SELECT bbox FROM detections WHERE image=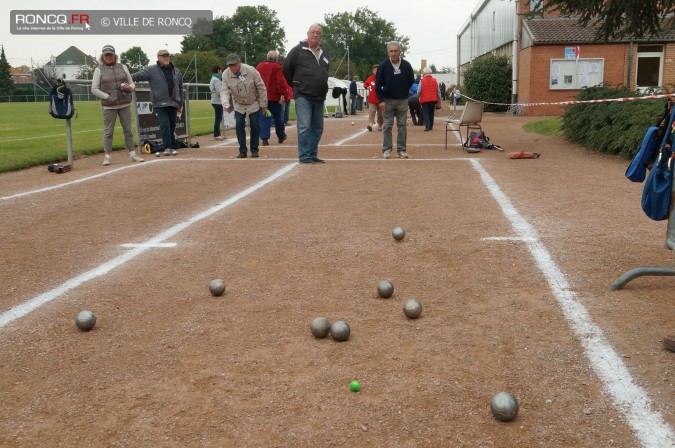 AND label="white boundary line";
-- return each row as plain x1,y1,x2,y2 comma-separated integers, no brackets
0,162,151,202
470,158,674,448
0,163,296,329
